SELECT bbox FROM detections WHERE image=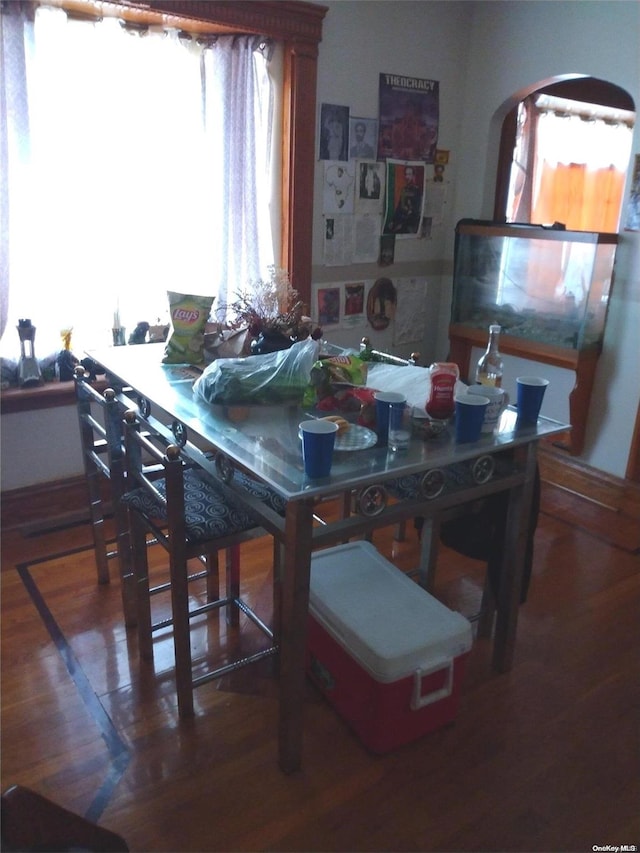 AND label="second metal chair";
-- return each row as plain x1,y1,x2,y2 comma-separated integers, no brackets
121,409,284,718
